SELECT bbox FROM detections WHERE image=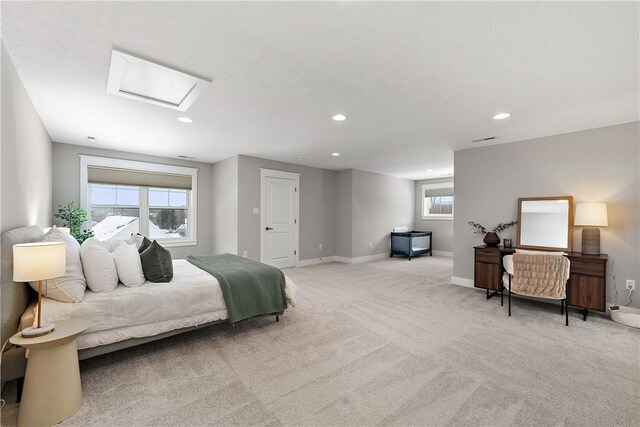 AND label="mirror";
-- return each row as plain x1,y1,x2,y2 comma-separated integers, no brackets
517,196,573,252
